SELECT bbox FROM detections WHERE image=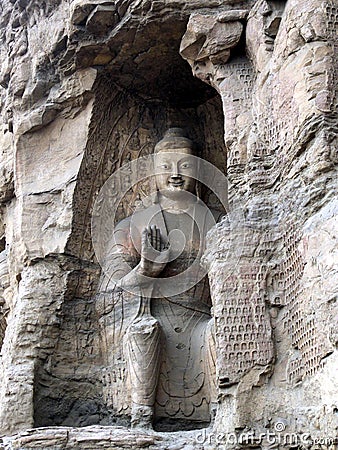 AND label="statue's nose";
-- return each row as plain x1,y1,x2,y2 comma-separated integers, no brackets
170,162,182,178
